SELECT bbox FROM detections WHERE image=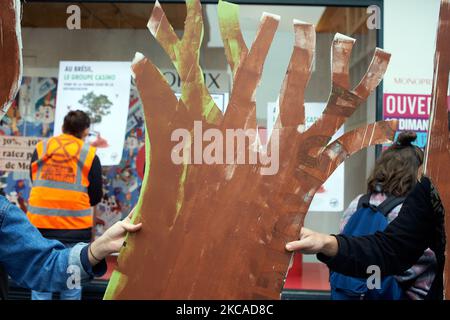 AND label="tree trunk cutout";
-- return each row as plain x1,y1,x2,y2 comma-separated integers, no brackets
424,0,450,299
0,0,22,120
104,0,396,299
